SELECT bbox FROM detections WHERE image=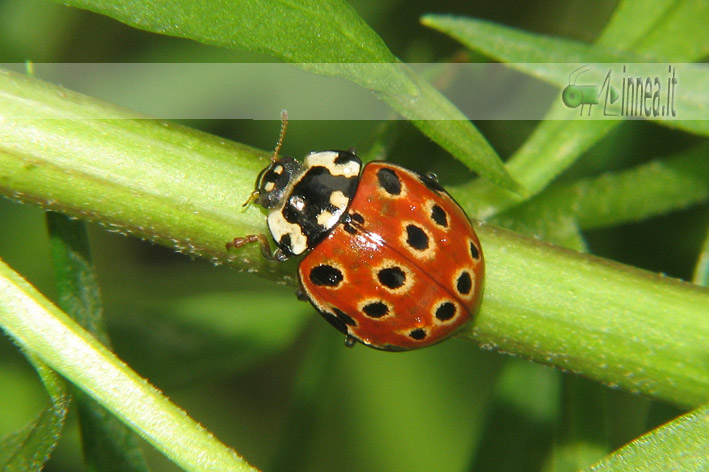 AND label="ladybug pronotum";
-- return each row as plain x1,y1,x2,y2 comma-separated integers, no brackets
229,116,484,351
